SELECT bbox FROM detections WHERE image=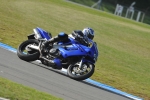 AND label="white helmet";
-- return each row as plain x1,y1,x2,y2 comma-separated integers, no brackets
82,27,94,40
